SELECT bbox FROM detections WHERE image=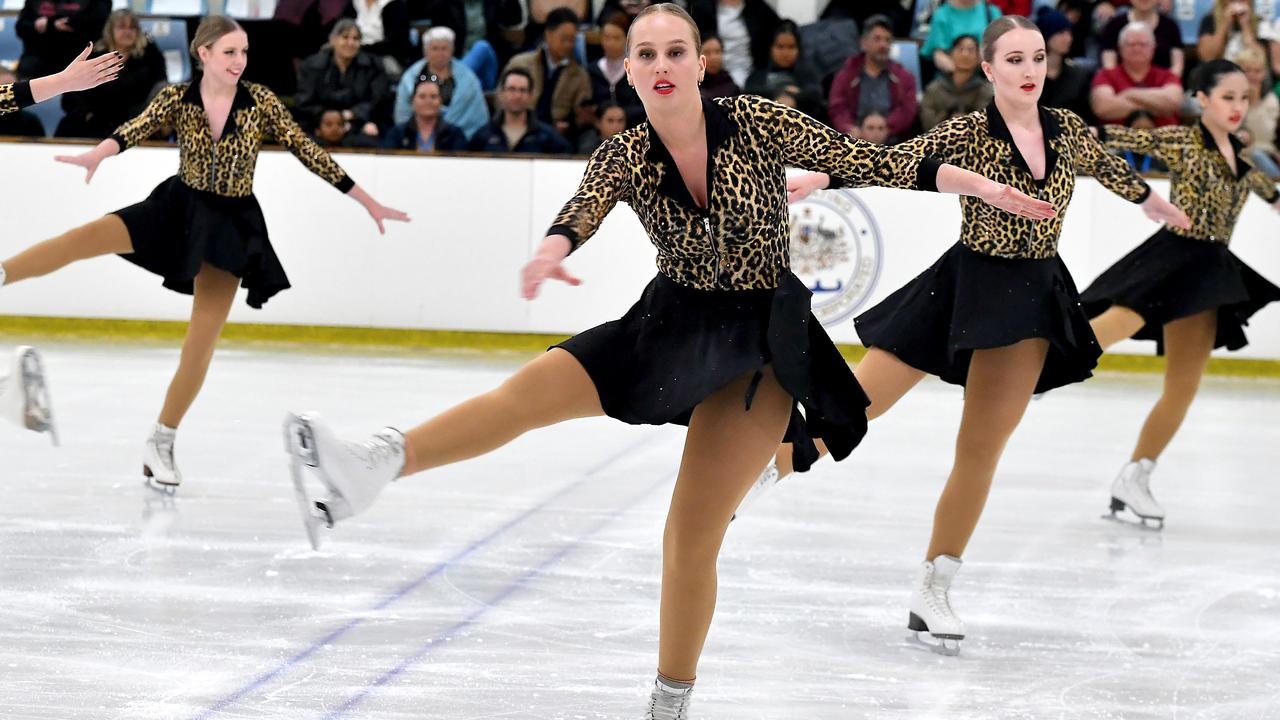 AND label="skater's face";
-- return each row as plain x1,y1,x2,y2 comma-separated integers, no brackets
982,28,1046,107
198,30,249,86
625,12,706,112
1197,71,1249,132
